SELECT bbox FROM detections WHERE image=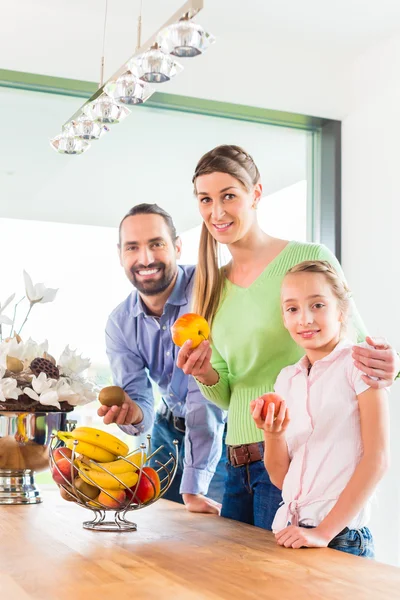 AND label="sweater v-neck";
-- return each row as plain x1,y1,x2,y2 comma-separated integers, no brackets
225,240,294,290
